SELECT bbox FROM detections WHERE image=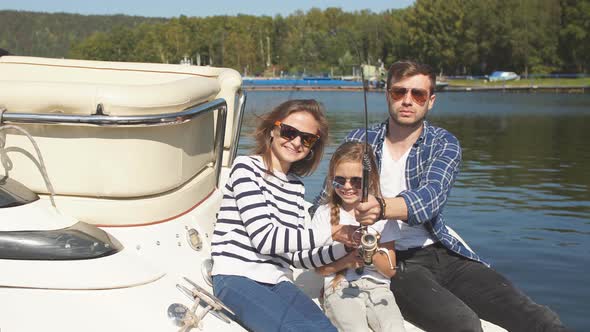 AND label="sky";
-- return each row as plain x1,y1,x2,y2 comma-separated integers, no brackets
0,0,414,18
